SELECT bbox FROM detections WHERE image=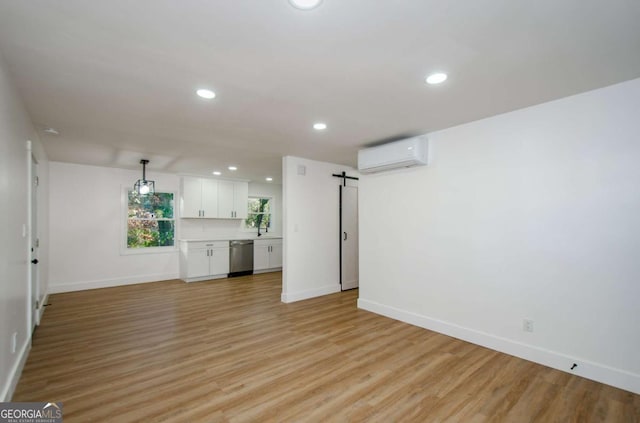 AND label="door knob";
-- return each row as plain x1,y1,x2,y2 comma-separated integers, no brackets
31,259,39,264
